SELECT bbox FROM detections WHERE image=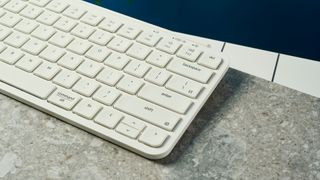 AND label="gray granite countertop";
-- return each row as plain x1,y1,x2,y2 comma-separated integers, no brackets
0,69,319,180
